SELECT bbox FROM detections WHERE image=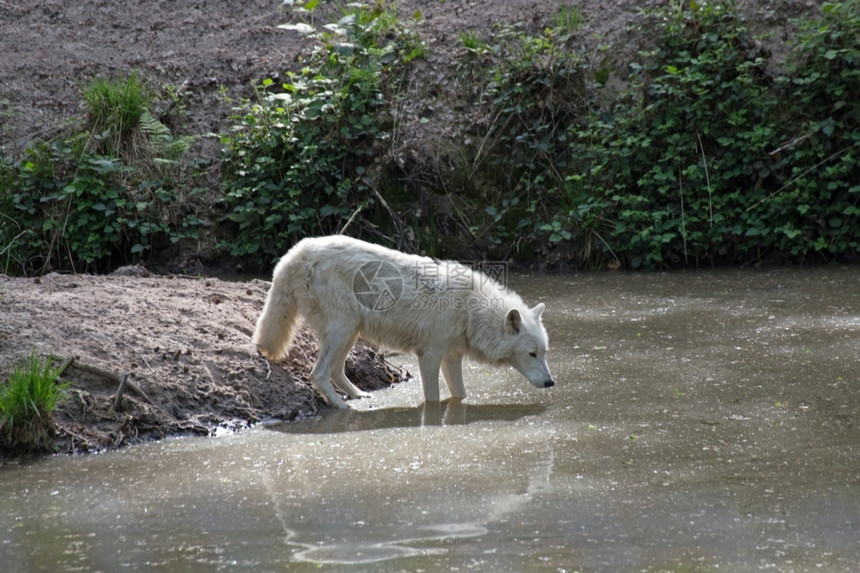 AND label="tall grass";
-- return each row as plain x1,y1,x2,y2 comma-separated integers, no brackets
0,352,68,453
82,71,151,154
